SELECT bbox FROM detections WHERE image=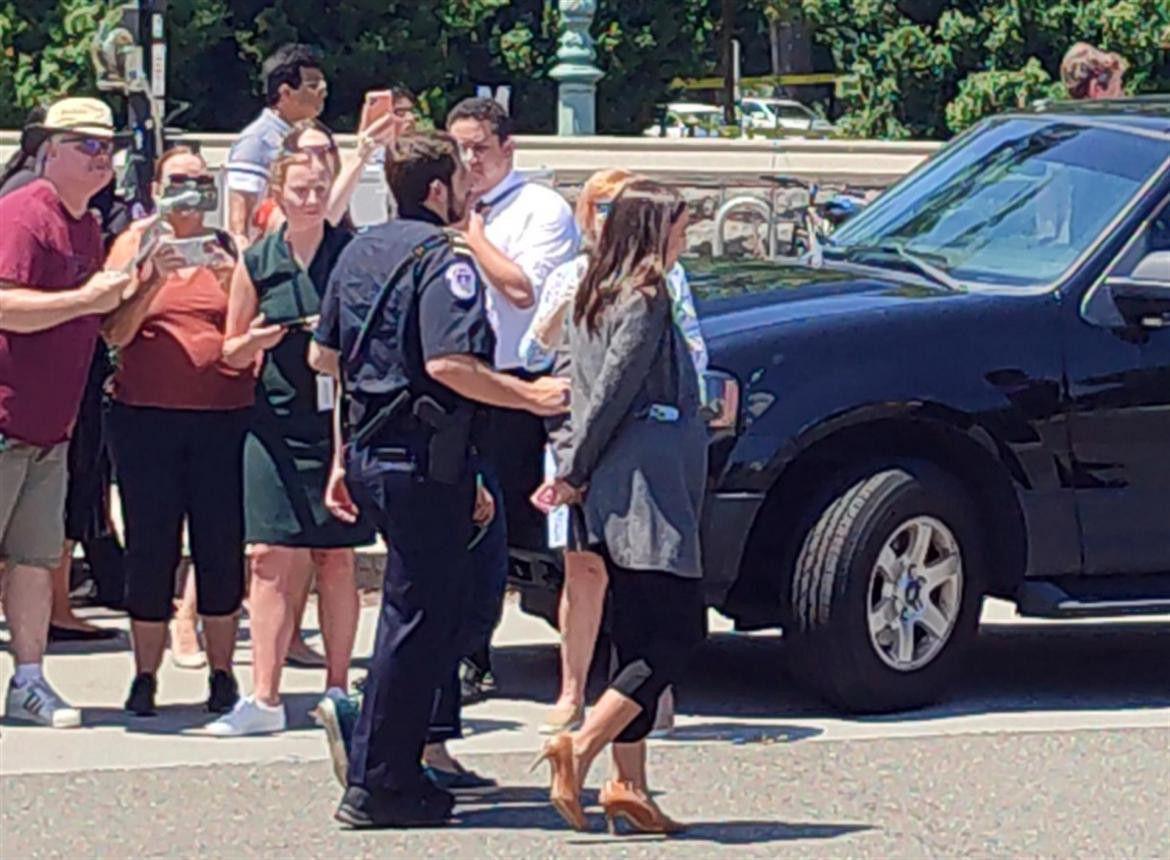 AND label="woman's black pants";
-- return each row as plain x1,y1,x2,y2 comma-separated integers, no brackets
109,404,246,622
604,554,705,744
